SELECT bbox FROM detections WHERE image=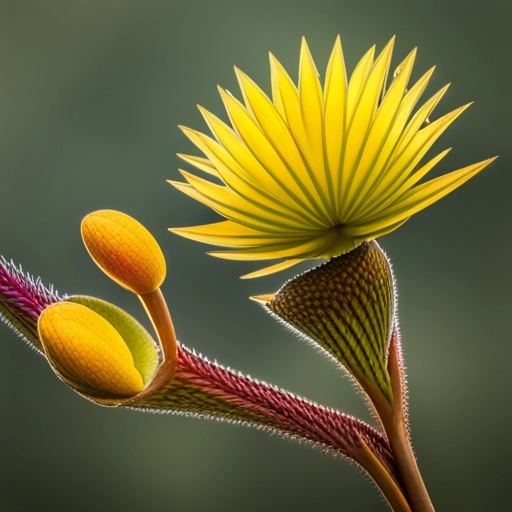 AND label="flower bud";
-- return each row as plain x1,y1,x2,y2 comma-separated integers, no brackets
81,210,166,295
263,241,395,403
38,302,144,397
